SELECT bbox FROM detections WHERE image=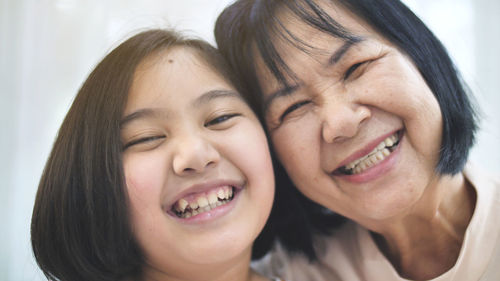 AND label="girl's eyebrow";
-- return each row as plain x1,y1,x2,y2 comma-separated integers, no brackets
191,89,242,108
120,108,164,128
120,89,242,128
